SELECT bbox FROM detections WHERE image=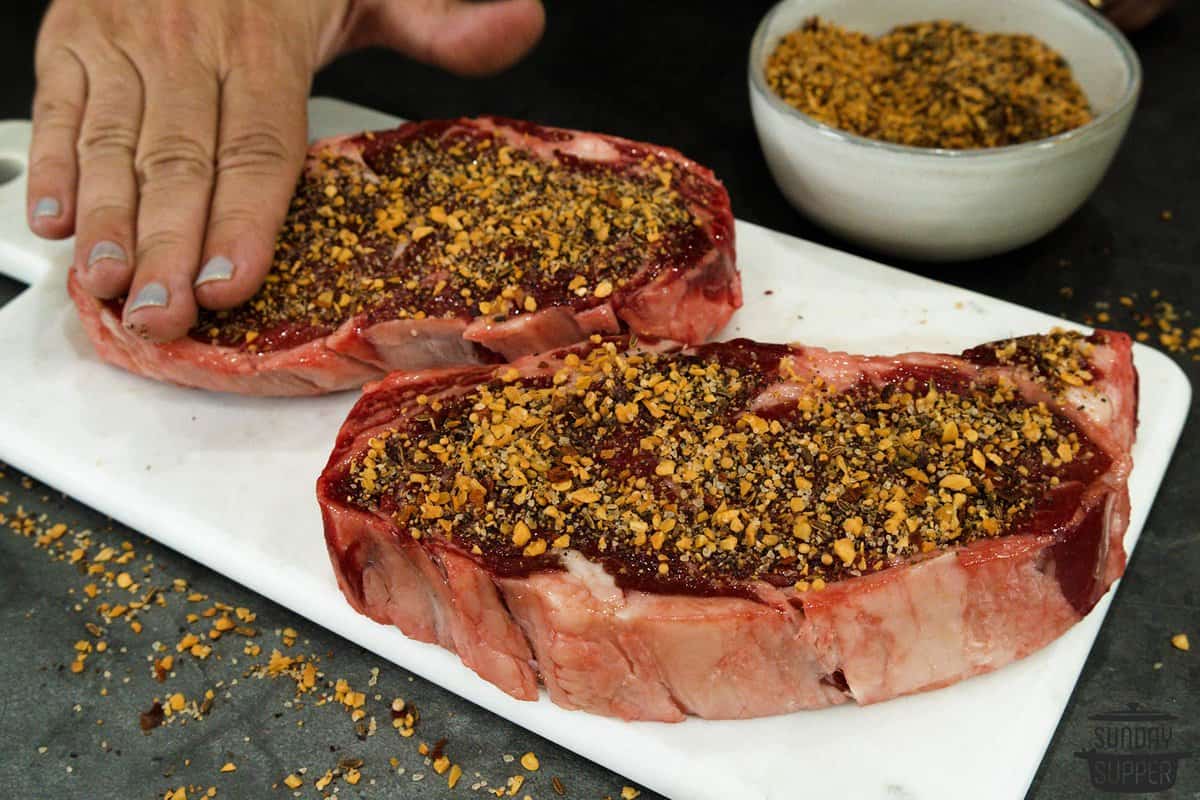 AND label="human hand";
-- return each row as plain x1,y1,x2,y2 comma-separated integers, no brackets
28,0,545,341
